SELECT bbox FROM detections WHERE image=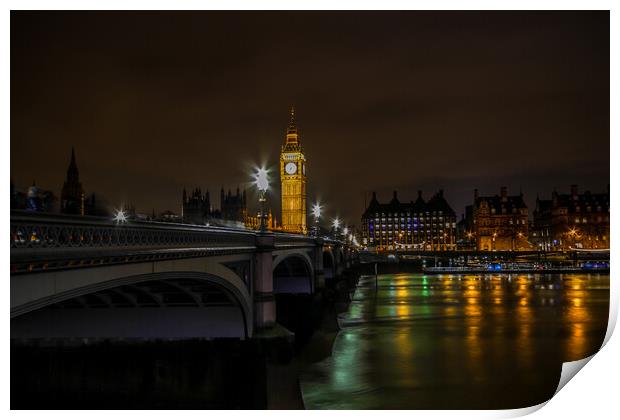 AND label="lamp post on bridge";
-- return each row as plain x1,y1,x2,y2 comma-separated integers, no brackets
113,208,128,224
332,217,340,240
253,167,269,232
312,202,322,237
